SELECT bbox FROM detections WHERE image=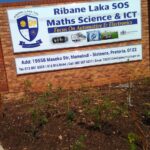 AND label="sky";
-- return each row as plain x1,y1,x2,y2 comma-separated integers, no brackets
0,0,31,3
